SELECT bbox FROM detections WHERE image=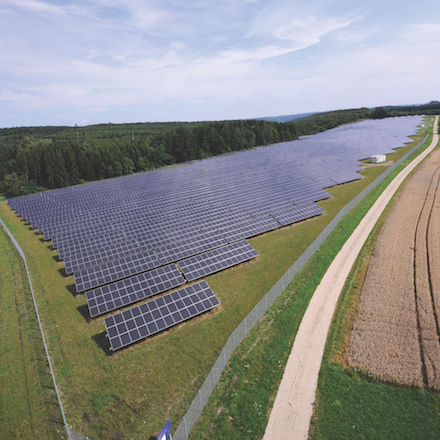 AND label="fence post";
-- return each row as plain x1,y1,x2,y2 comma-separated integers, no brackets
183,416,188,440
